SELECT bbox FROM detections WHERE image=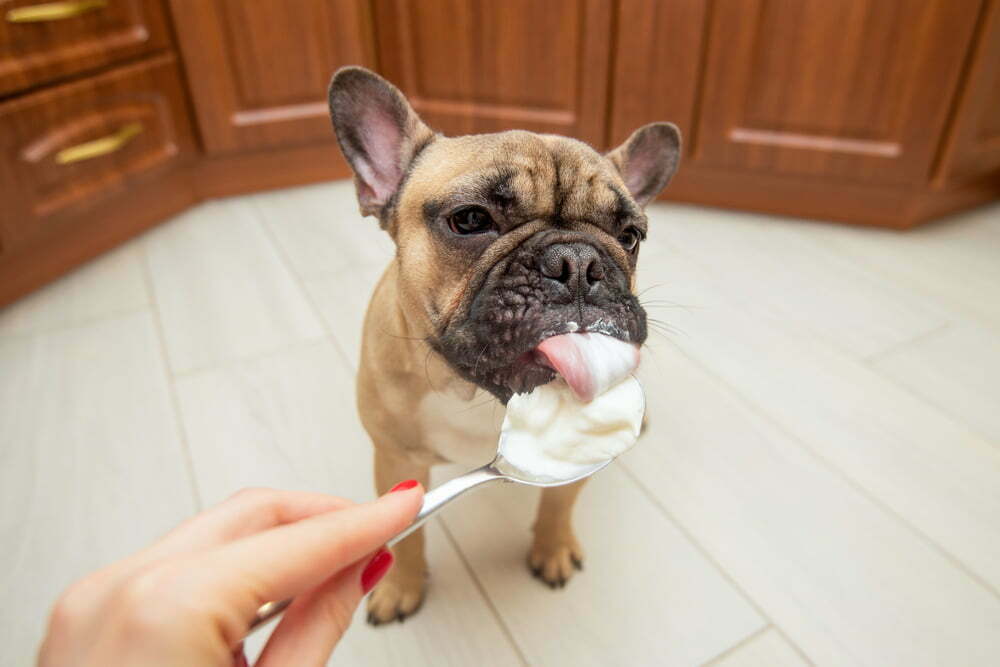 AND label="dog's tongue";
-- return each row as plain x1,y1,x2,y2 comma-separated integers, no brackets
535,333,639,403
